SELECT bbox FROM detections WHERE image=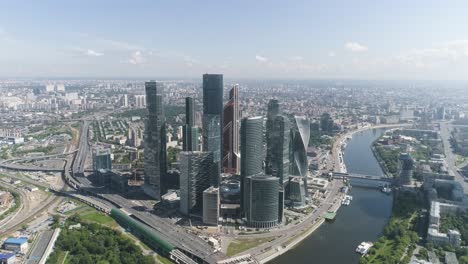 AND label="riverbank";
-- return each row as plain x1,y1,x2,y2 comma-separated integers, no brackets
333,124,410,174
